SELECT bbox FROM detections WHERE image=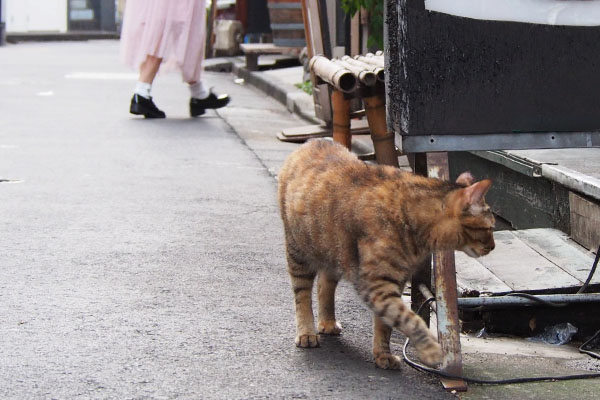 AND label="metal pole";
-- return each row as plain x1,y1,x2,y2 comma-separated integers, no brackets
411,154,433,328
428,152,467,392
458,293,600,309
